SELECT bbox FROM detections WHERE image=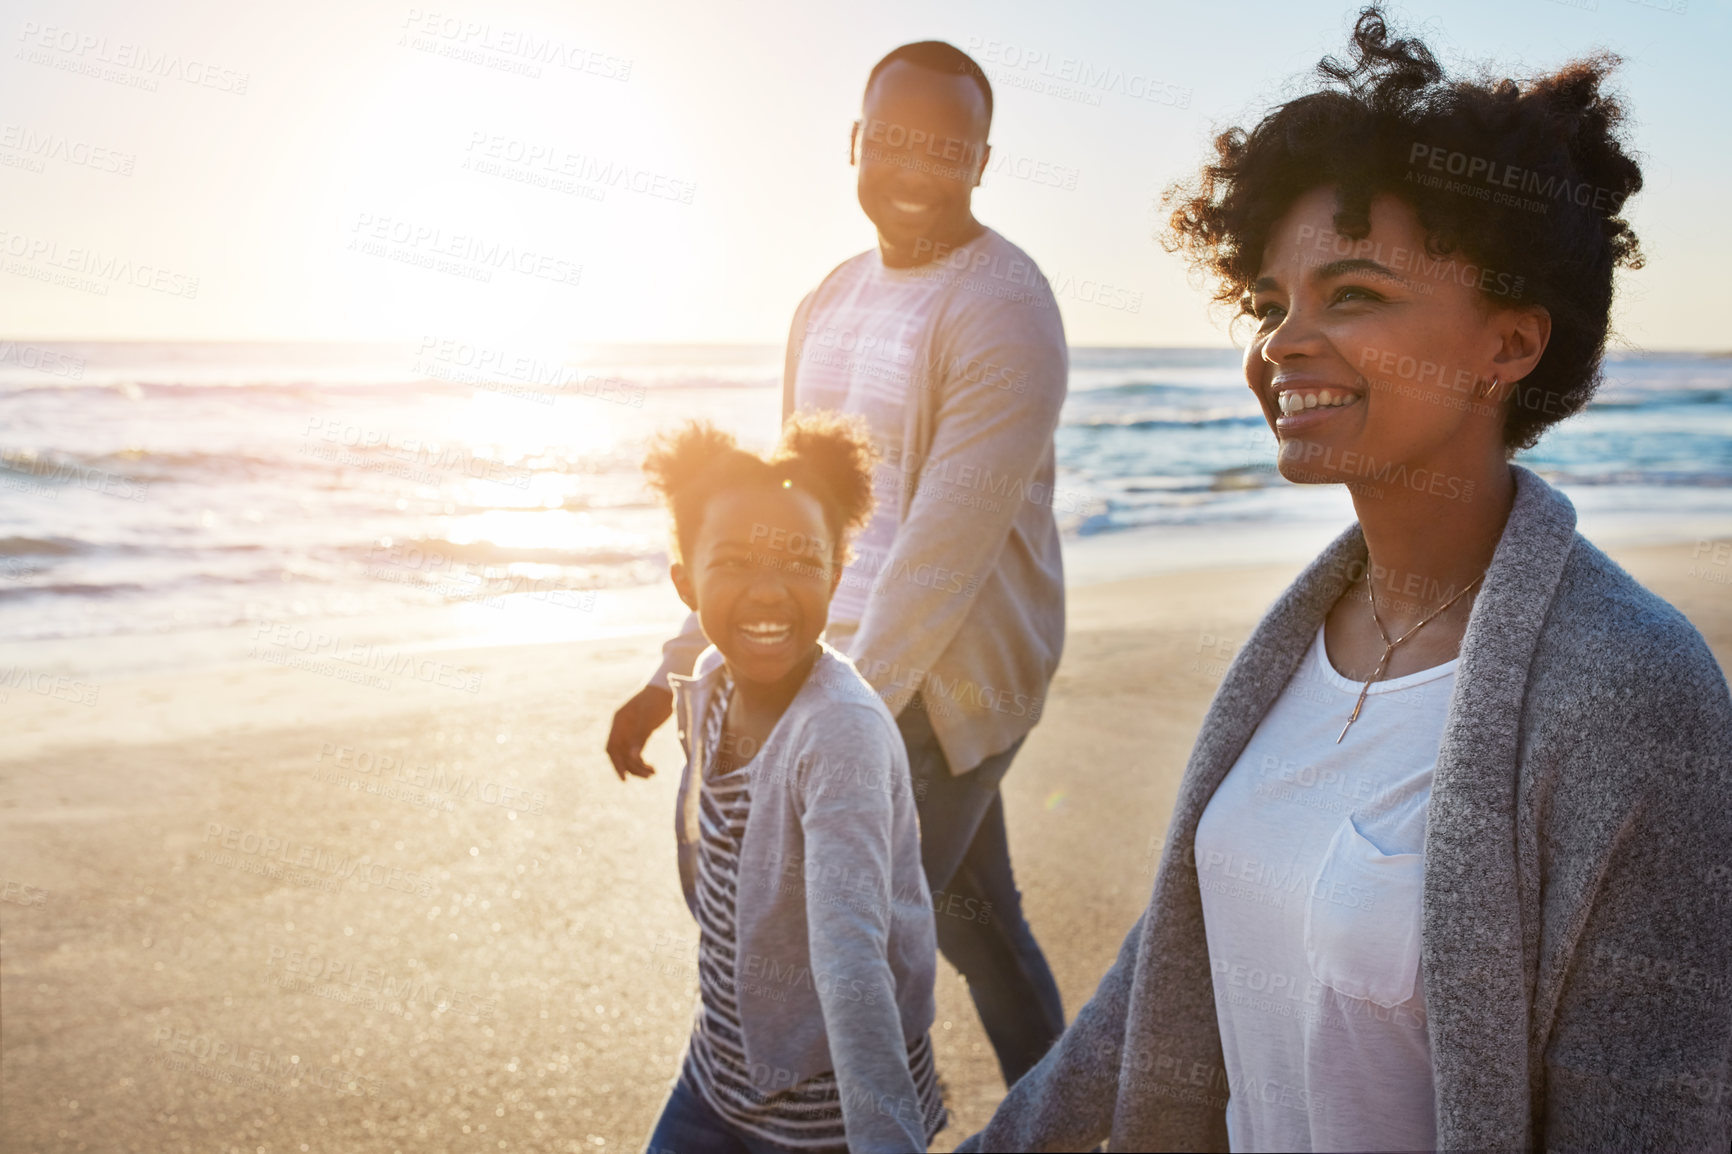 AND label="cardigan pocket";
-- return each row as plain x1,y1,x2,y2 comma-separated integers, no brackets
1304,813,1424,1008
